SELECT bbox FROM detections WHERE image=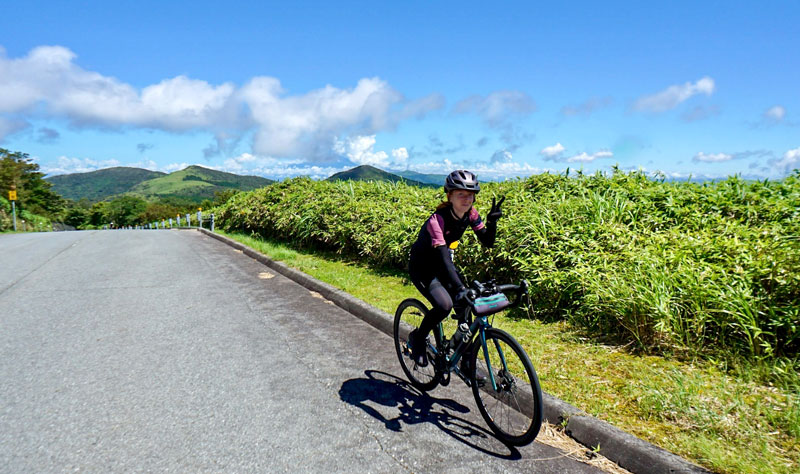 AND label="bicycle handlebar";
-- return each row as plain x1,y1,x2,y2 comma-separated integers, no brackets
467,279,529,307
